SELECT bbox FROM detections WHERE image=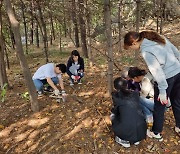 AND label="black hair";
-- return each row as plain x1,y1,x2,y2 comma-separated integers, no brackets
71,50,80,62
128,67,146,78
114,77,130,96
56,64,66,73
